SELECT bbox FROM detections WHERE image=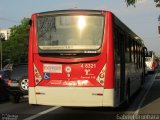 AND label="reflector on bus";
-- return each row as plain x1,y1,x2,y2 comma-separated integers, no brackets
96,64,106,86
34,64,42,85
